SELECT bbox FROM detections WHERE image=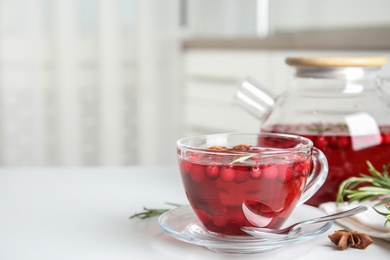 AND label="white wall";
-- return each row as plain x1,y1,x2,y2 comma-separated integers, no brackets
270,0,390,32
184,0,390,37
0,0,183,167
